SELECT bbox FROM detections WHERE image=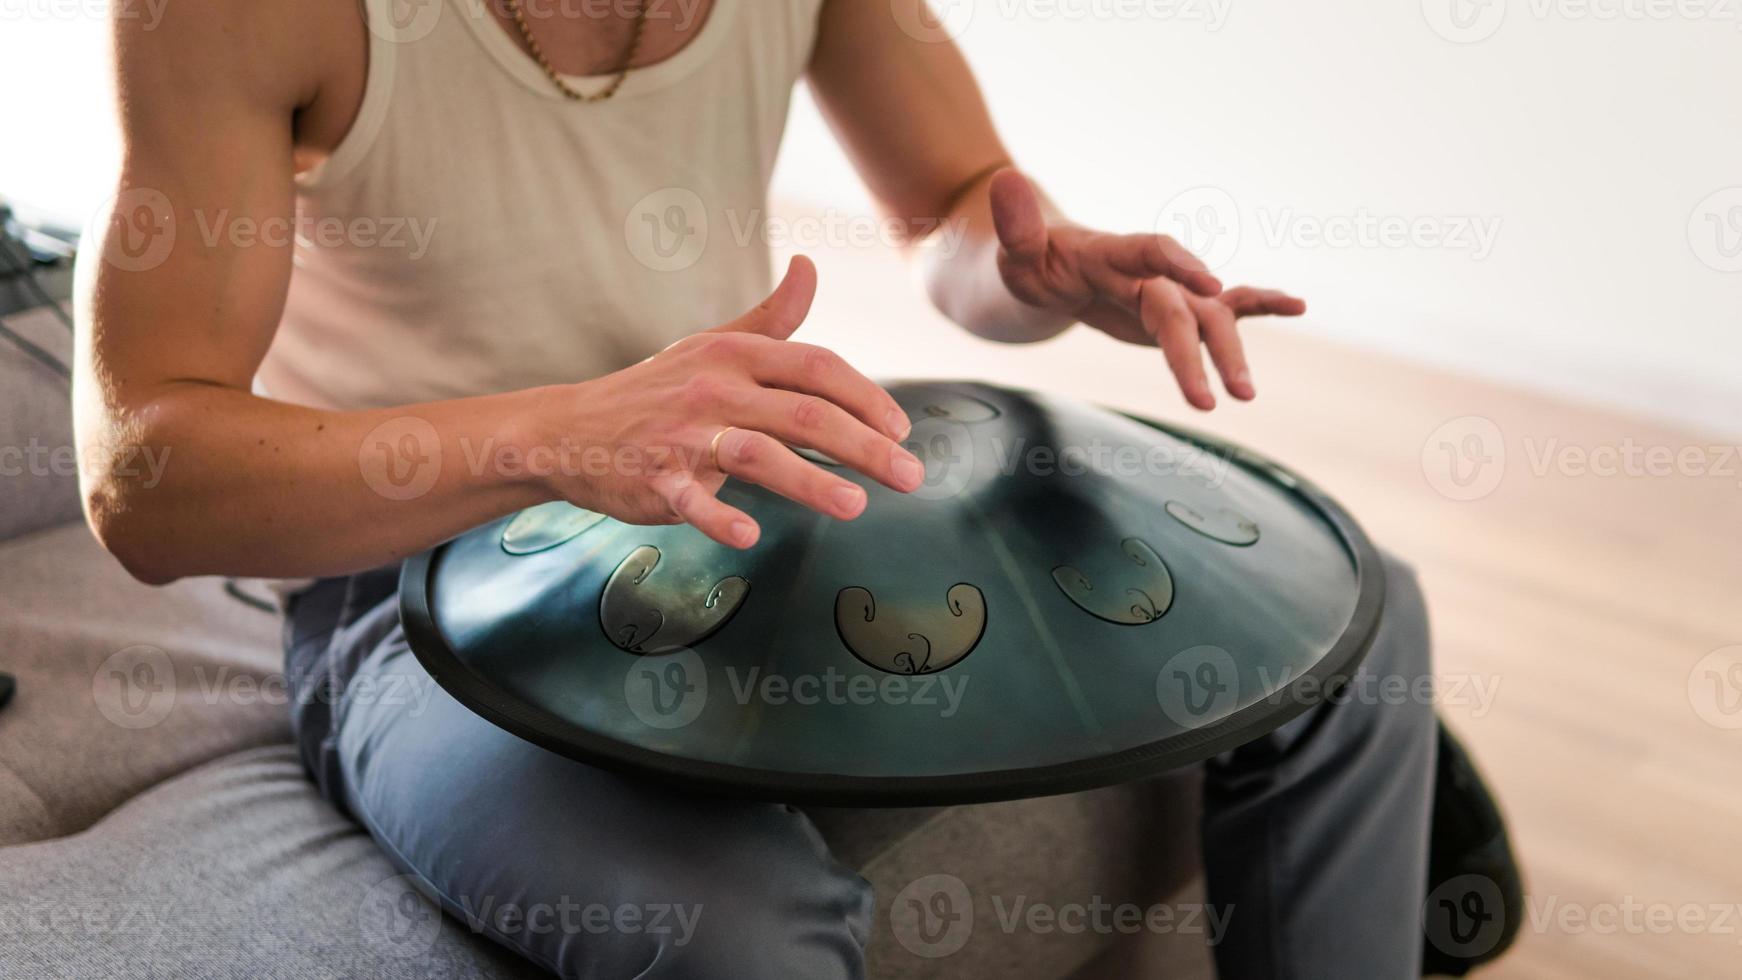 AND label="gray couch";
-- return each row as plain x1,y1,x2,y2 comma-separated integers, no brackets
0,303,1213,979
